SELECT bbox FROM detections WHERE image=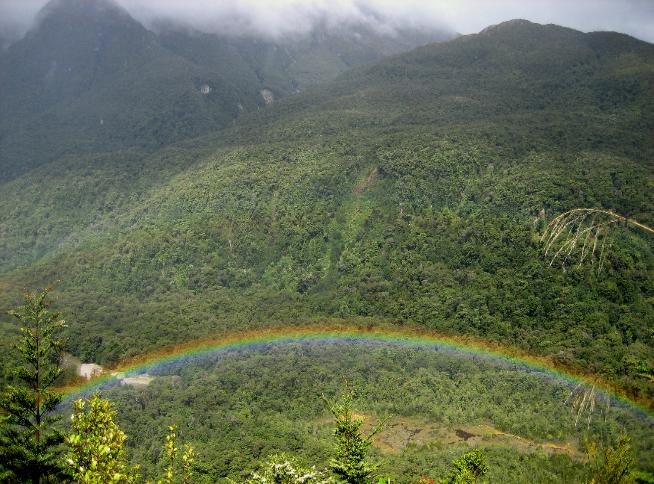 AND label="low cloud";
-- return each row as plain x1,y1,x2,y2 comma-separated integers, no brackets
1,0,653,43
